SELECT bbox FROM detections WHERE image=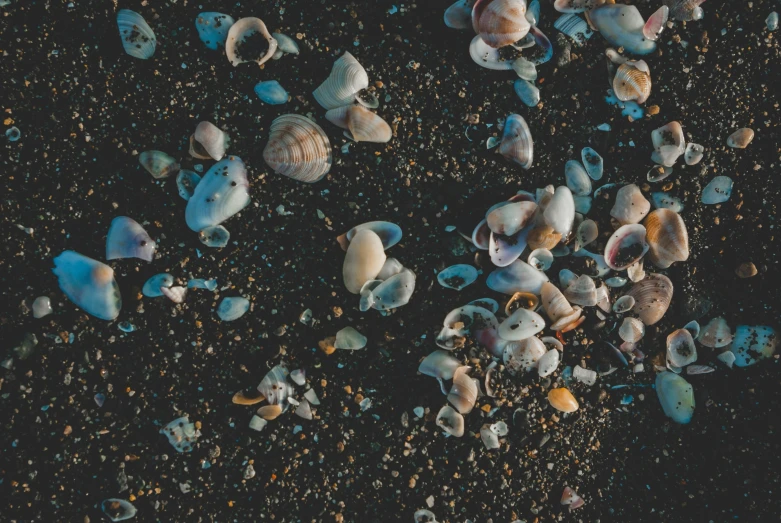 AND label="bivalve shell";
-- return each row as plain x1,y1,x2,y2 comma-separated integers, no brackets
117,10,156,60
325,105,392,143
185,156,250,232
313,52,369,110
642,6,669,41
644,209,689,268
486,201,537,236
343,229,386,294
514,79,540,107
604,223,649,271
667,328,697,368
503,336,546,373
345,221,403,250
254,80,289,105
543,186,576,237
655,371,694,424
194,121,230,161
139,150,179,180
580,147,603,180
444,0,474,29
498,308,546,340
437,264,478,290
472,0,531,48
541,282,581,330
564,160,592,196
106,216,156,262
563,274,597,307
447,366,478,414
625,273,673,325
419,350,463,380
487,259,549,295
263,114,332,183
612,61,651,104
195,12,235,50
619,317,645,342
730,325,777,367
586,4,656,55
650,121,685,167
52,251,121,321
611,184,650,225
697,317,733,348
498,114,534,169
225,17,278,67
548,387,579,413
